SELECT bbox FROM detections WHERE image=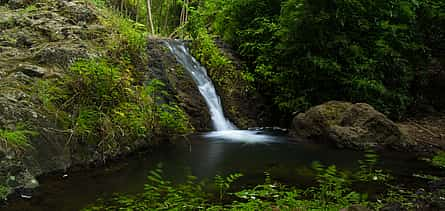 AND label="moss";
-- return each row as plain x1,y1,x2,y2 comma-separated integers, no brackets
317,102,351,126
431,151,445,168
0,184,9,200
0,124,37,153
